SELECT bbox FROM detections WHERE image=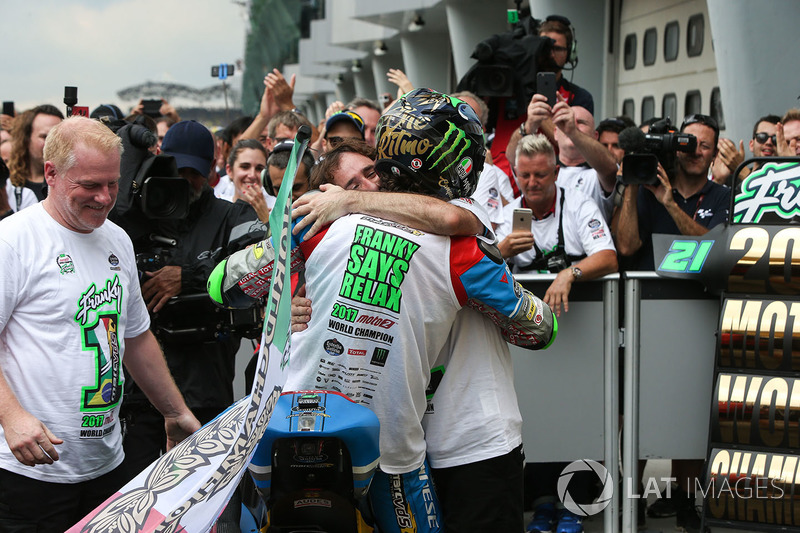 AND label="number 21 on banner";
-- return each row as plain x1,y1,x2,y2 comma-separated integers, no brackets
659,240,714,273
